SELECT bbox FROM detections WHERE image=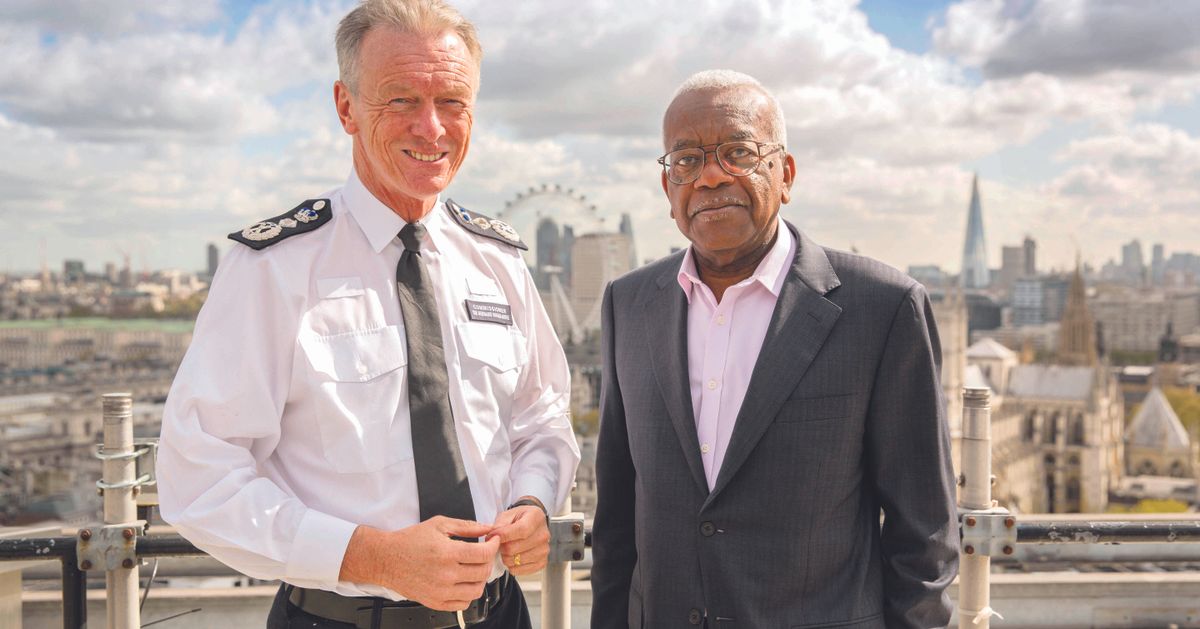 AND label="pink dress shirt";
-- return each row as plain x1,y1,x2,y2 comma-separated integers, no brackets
677,221,796,489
